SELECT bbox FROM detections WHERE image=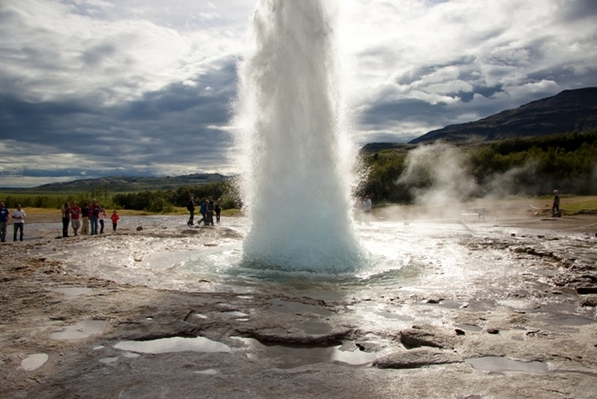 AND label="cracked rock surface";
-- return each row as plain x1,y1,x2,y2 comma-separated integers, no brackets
1,211,597,399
